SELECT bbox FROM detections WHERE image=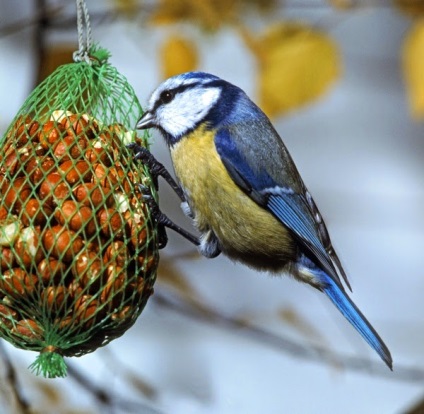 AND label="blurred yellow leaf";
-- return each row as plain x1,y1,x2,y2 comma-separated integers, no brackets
394,0,424,16
150,0,277,30
247,22,340,117
237,23,265,60
38,44,76,83
112,0,139,17
161,35,199,79
403,20,424,119
151,0,277,30
151,0,237,30
327,0,357,9
244,0,277,12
